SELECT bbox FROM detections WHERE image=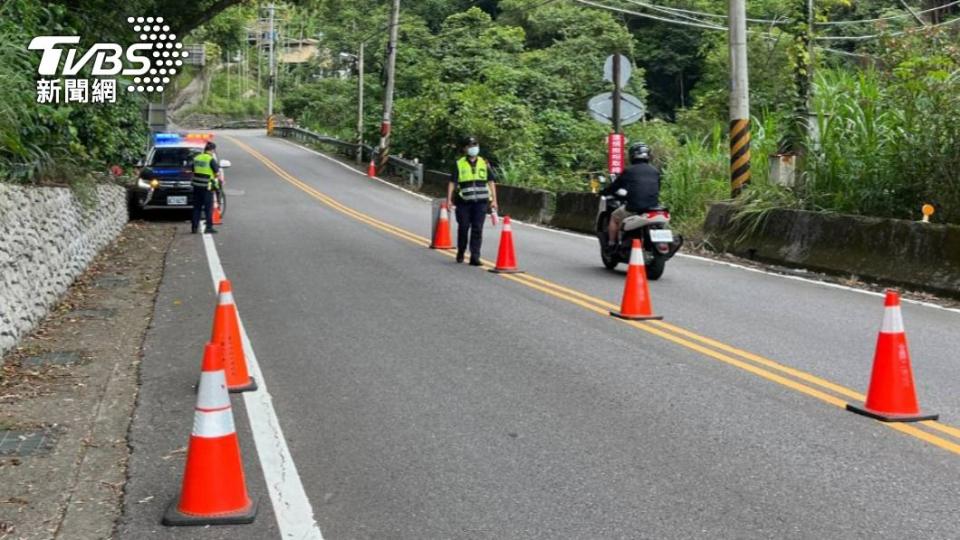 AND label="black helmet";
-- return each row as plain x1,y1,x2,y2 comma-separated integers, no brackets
205,141,217,151
462,135,479,148
628,142,651,163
